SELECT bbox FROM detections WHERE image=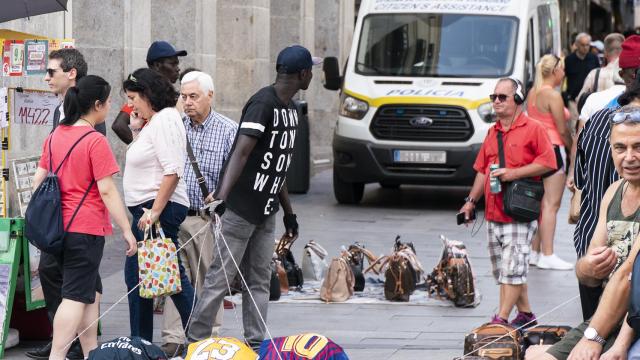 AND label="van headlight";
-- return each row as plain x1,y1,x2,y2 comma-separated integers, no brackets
477,102,496,123
339,93,369,120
